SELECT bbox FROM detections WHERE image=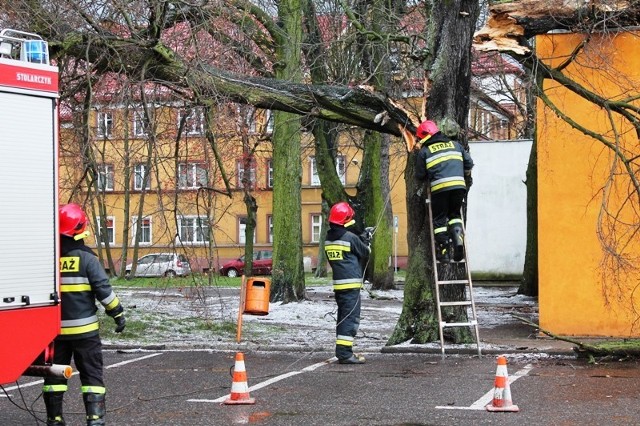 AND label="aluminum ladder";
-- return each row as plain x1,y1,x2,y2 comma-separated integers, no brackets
426,193,482,358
